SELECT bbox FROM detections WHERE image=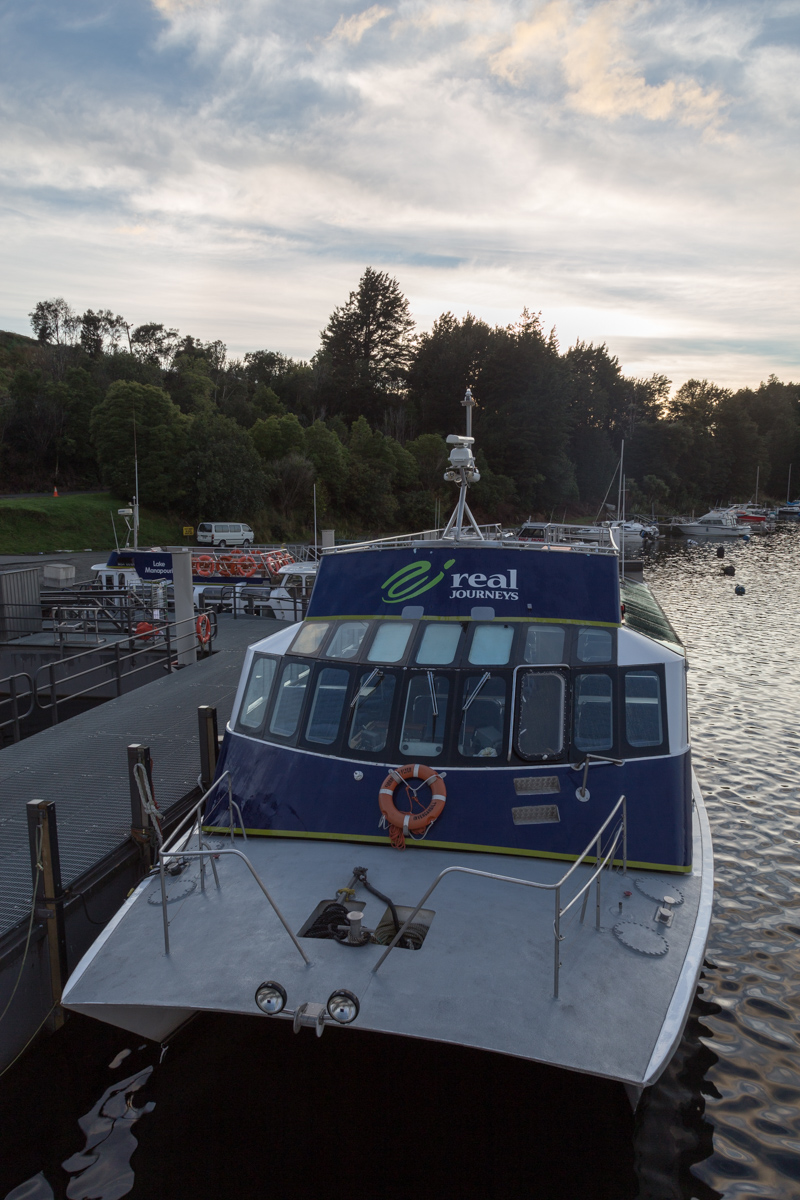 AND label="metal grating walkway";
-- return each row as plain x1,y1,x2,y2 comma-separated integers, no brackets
0,615,265,938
